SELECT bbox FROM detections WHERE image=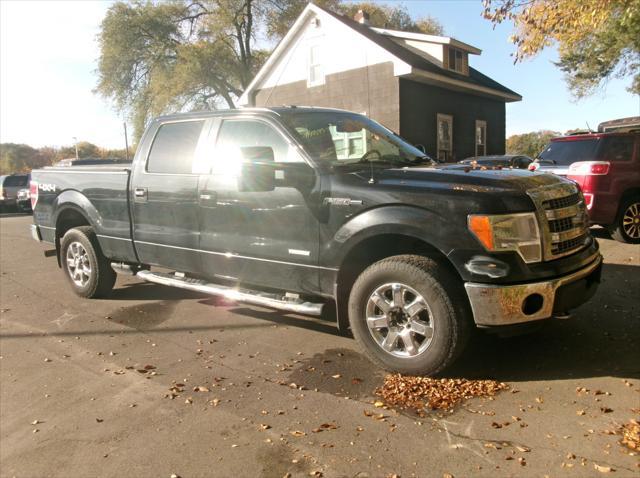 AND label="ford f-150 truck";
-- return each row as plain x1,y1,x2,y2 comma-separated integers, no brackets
30,107,602,375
